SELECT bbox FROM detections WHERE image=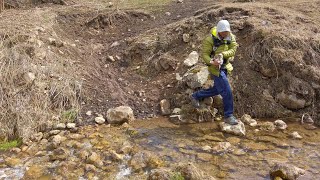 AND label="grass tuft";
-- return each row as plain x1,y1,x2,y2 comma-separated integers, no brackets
0,139,22,150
